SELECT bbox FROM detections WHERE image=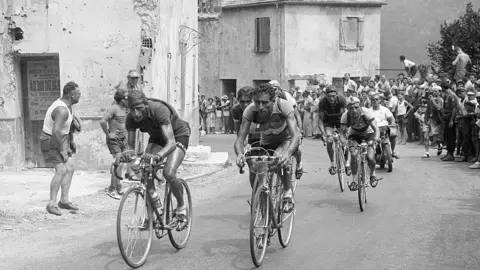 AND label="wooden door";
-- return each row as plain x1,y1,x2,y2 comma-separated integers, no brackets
21,56,61,168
